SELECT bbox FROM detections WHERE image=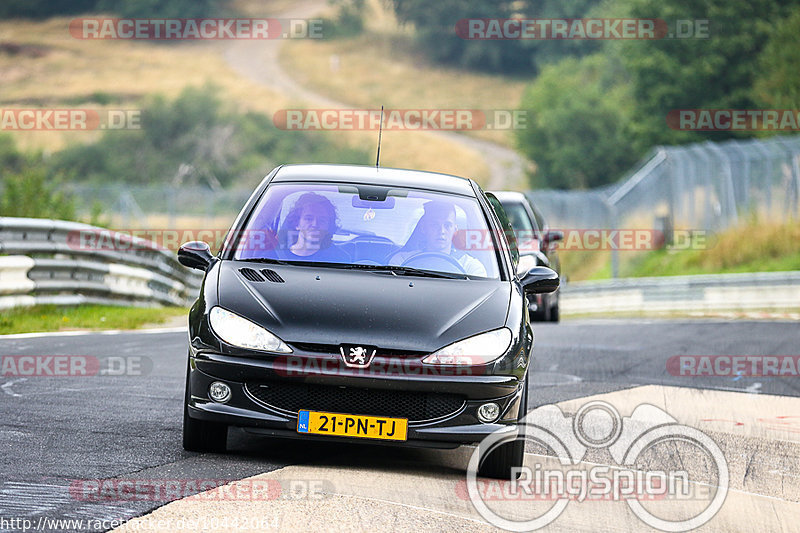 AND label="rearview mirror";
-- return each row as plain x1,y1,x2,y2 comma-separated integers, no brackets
178,241,213,271
520,266,559,294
